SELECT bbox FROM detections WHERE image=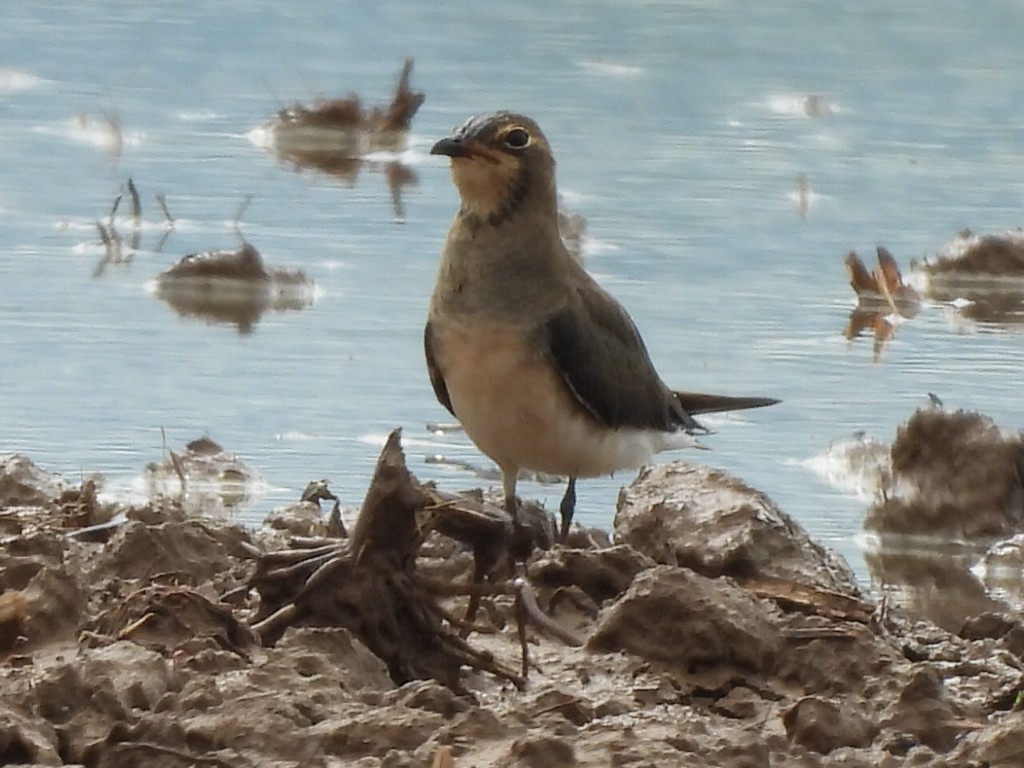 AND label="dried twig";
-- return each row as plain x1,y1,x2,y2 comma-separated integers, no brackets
127,178,141,223
156,192,175,226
